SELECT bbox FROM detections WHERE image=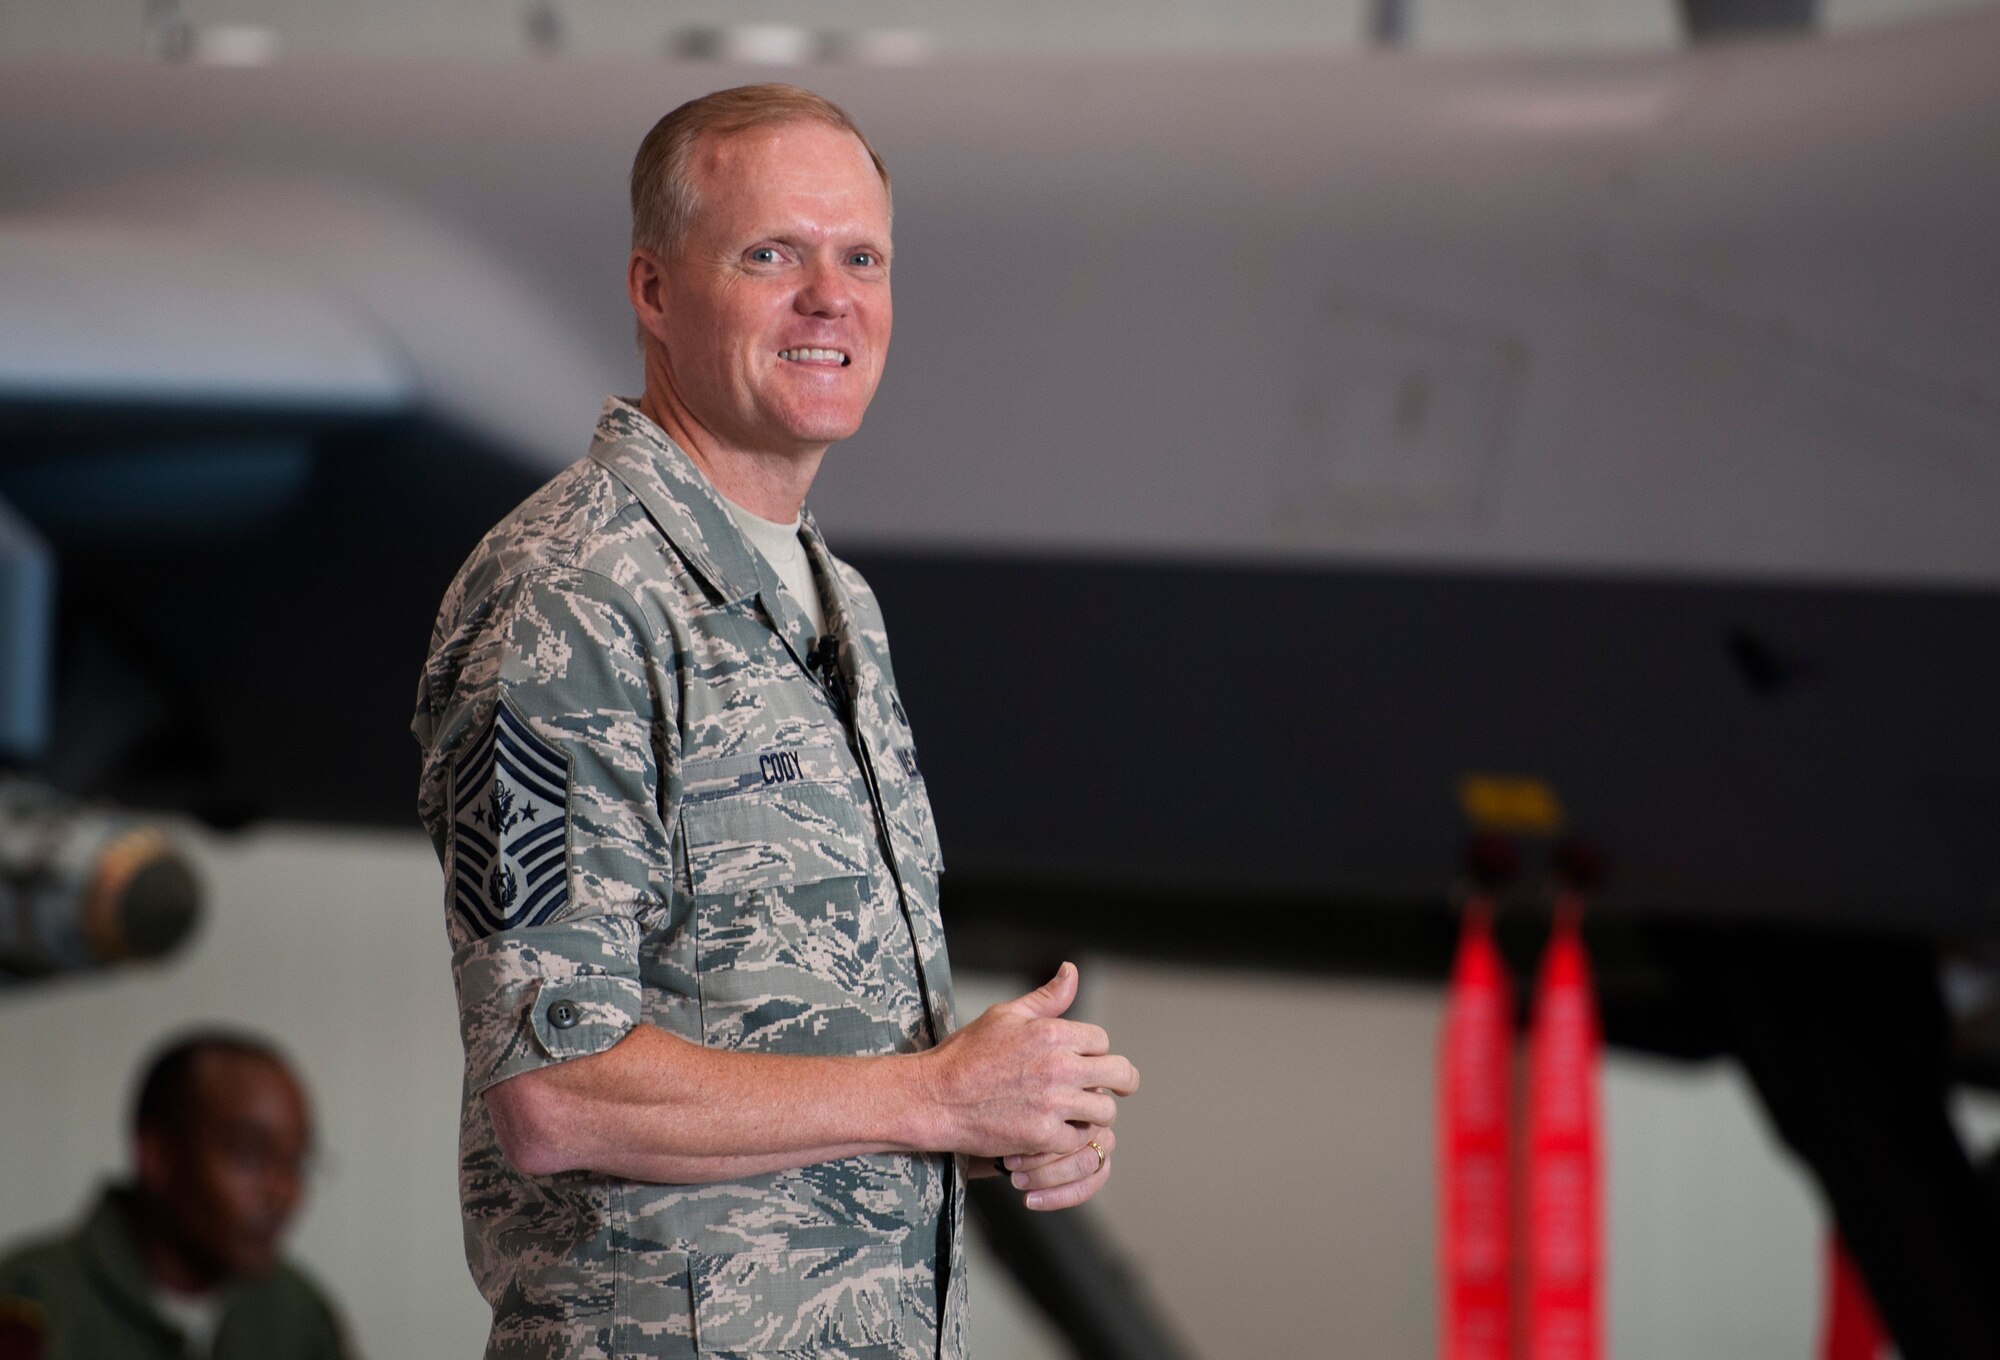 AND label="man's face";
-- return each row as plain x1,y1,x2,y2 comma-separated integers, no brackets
650,120,893,458
142,1052,312,1280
